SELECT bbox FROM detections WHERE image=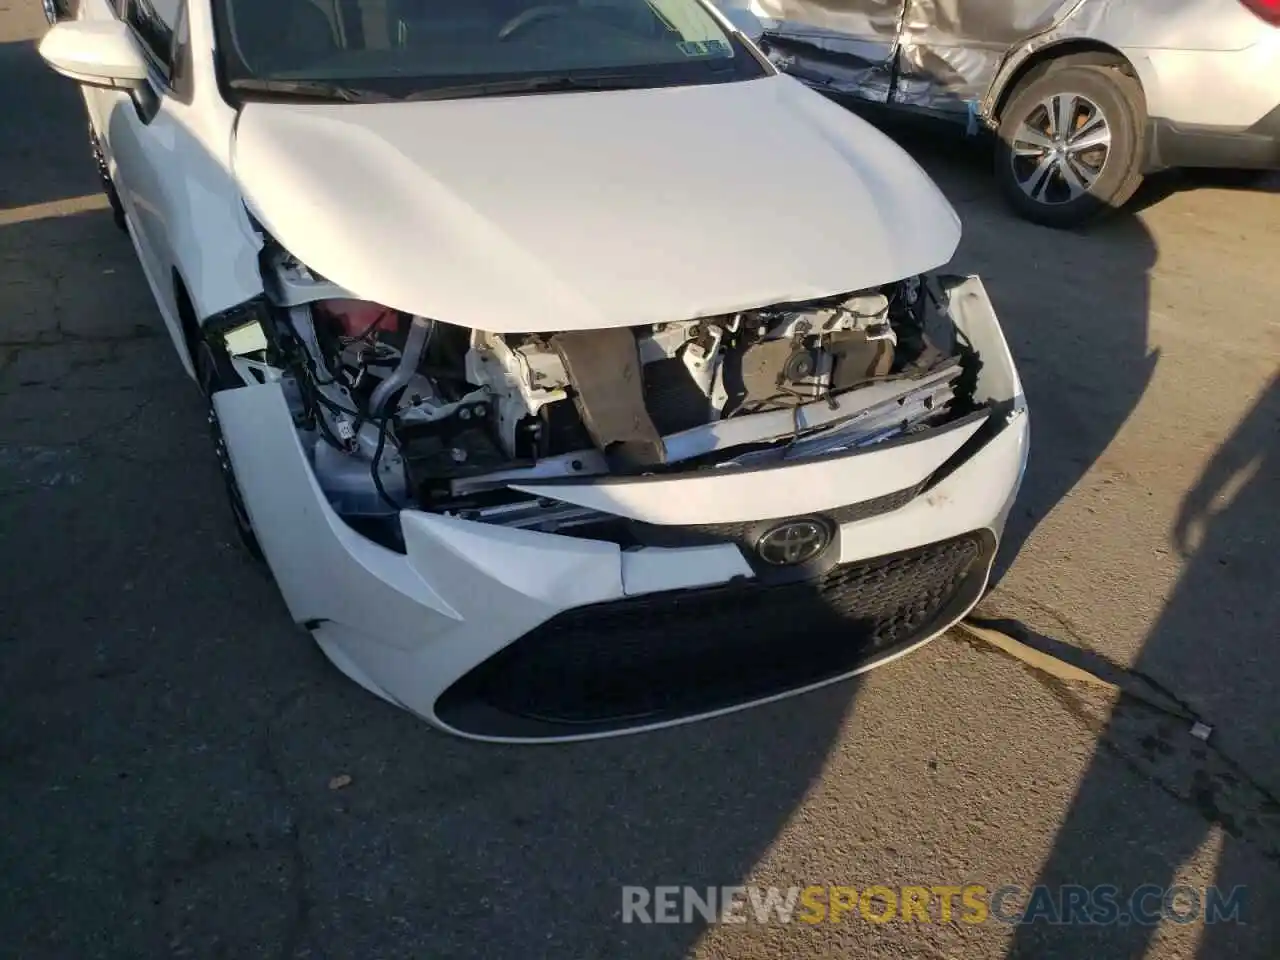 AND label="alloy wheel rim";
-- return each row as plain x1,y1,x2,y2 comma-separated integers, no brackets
1010,92,1112,206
